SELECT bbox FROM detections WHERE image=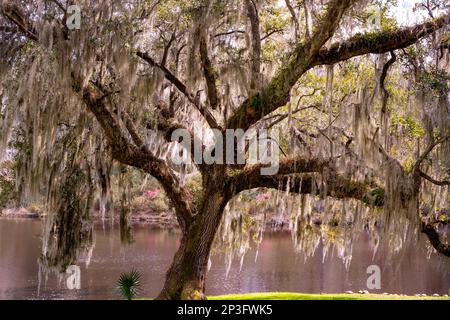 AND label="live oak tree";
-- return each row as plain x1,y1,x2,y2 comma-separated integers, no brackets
0,0,449,299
